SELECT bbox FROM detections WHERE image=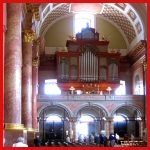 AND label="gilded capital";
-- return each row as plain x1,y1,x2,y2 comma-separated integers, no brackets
25,4,33,13
22,30,36,43
34,12,40,21
32,56,40,67
142,60,147,71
